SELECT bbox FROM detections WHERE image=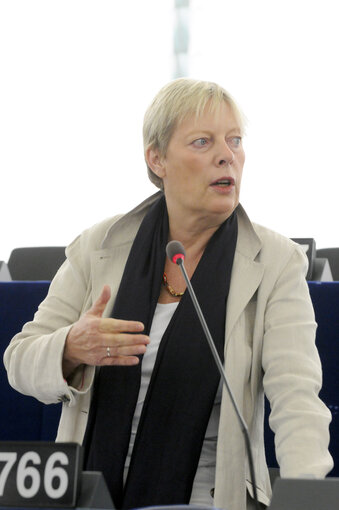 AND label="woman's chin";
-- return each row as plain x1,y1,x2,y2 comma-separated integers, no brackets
206,194,239,218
